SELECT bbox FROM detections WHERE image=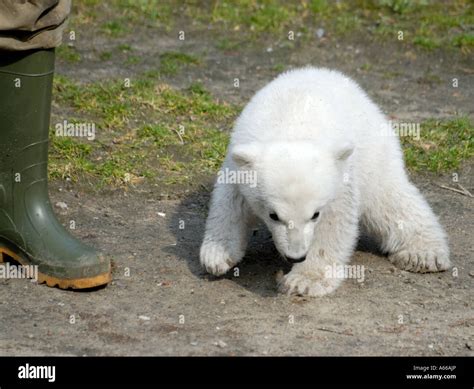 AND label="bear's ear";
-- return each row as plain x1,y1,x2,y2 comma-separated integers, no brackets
231,143,260,168
334,142,354,161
